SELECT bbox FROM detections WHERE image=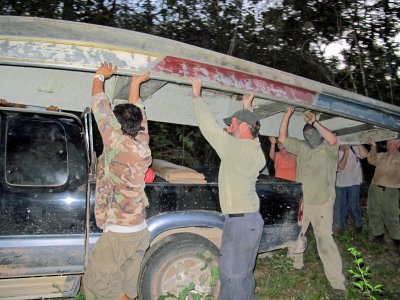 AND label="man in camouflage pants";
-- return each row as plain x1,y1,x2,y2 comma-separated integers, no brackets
83,62,152,300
